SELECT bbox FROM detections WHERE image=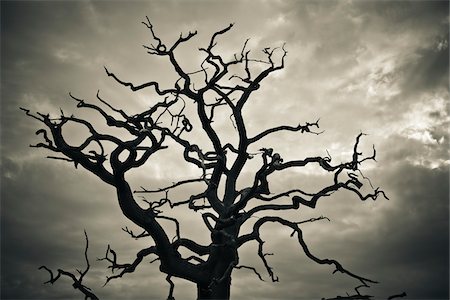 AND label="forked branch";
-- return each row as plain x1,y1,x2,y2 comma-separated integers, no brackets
98,245,158,285
248,119,323,144
238,217,376,287
38,231,98,300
